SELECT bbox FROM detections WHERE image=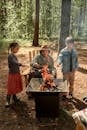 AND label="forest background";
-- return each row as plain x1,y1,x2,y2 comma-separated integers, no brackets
0,1,87,130
0,0,87,50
